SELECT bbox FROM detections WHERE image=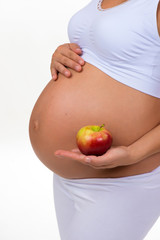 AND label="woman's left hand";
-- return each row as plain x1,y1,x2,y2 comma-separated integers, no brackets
54,146,137,169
